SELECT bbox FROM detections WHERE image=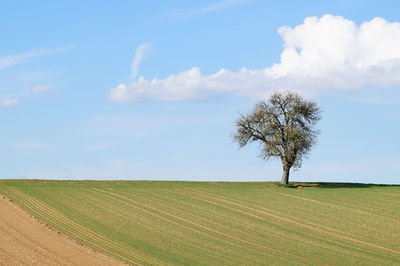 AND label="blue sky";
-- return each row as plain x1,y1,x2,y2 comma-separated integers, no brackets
1,0,399,184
